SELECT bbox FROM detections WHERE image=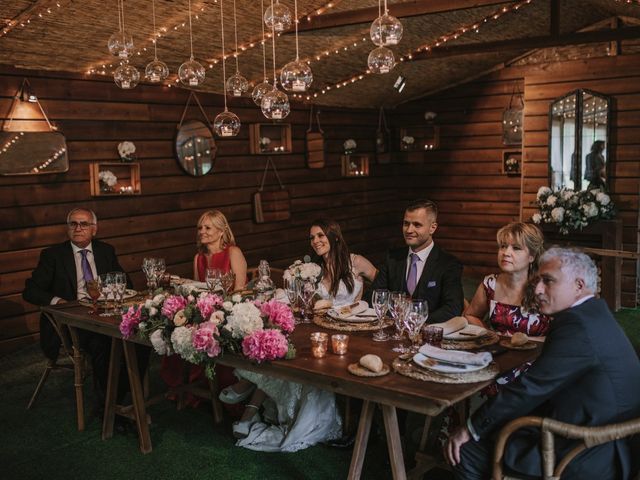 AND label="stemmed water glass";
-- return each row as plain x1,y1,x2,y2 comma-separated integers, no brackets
389,292,409,340
142,257,157,296
112,271,127,314
86,279,101,315
404,300,429,352
284,277,301,319
298,279,316,323
372,289,390,342
154,258,166,288
206,268,223,293
98,273,115,316
221,271,235,294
